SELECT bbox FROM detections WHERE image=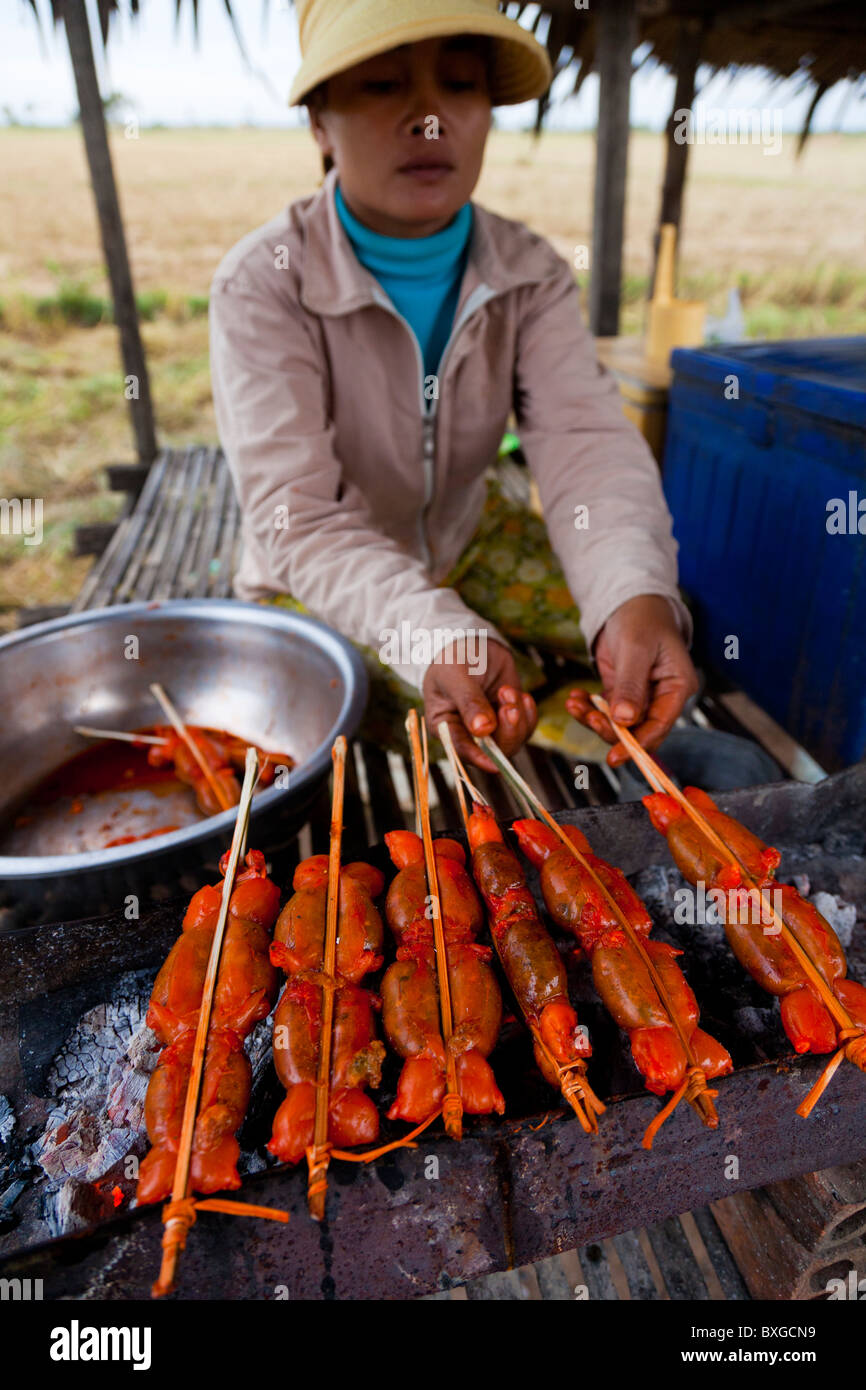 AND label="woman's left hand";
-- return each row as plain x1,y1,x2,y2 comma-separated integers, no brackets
566,595,698,768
